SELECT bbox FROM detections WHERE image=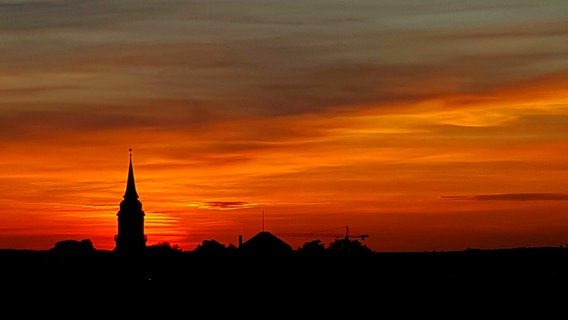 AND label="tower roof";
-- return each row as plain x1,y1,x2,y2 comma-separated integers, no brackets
124,147,139,199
